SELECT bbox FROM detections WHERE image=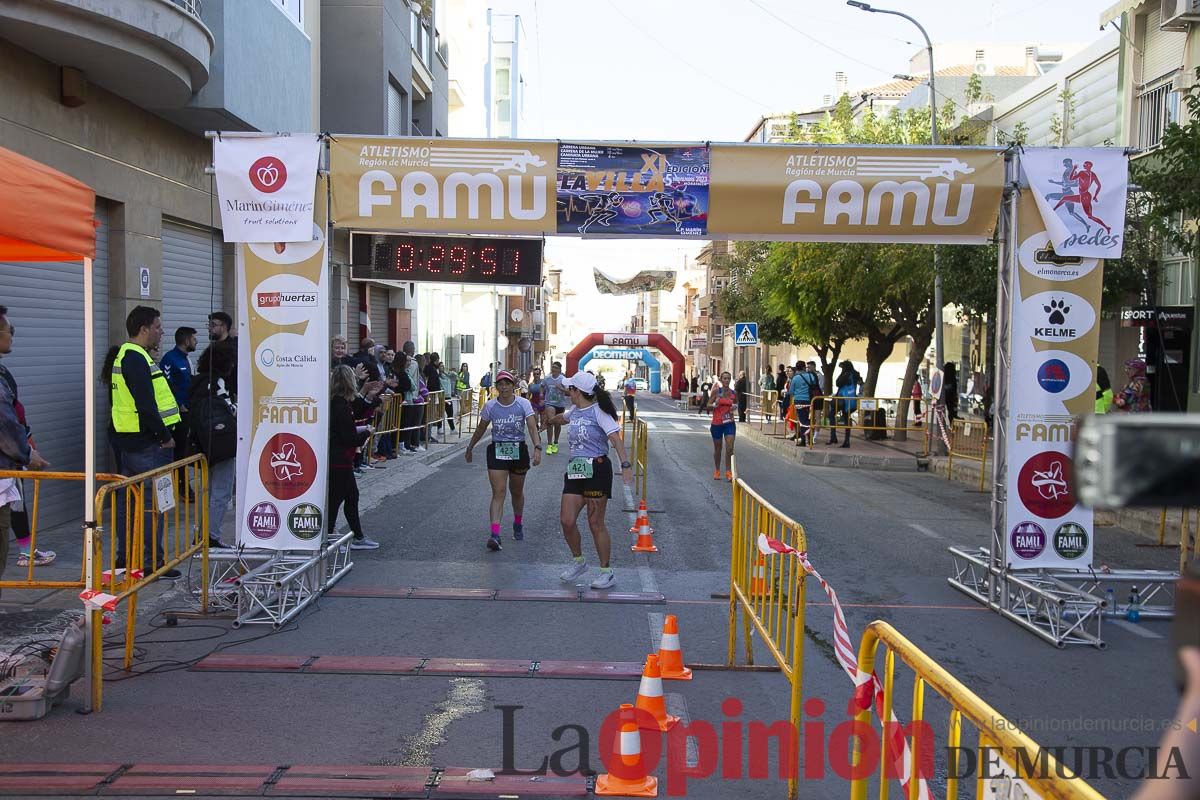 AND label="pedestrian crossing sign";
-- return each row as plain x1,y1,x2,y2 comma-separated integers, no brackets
734,322,758,346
